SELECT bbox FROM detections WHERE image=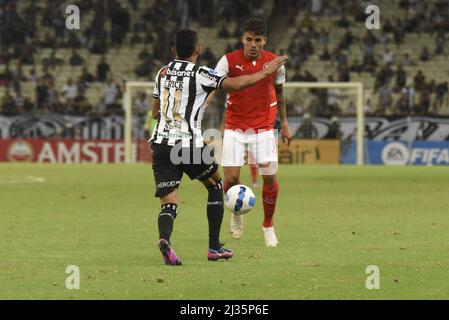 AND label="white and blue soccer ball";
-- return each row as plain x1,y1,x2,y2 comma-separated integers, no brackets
225,184,256,215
